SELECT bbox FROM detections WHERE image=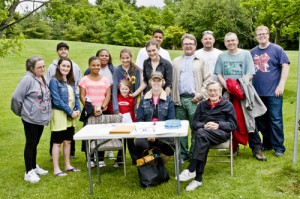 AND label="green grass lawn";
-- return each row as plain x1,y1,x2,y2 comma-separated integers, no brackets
0,39,299,199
